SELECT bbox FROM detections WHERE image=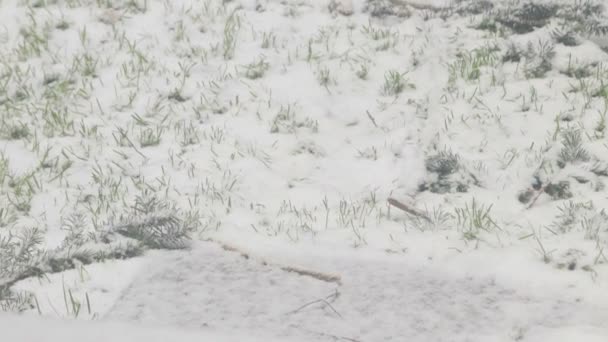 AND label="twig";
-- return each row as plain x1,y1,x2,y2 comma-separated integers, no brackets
525,187,544,210
387,197,431,222
365,110,378,128
286,291,342,318
213,240,342,284
281,266,342,284
527,164,549,210
114,126,148,160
